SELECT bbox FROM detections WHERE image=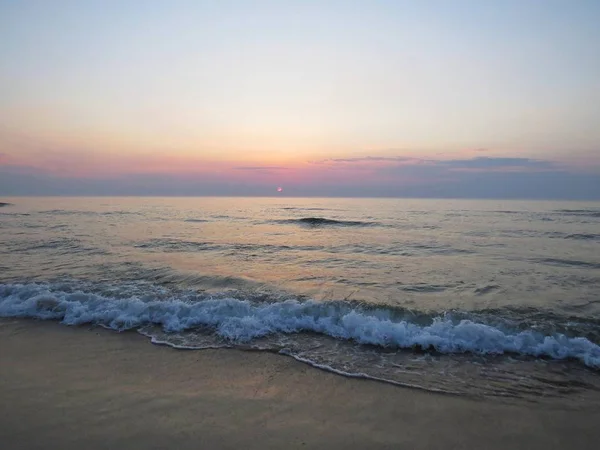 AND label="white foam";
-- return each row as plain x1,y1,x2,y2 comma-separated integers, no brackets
278,349,463,395
1,283,599,368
